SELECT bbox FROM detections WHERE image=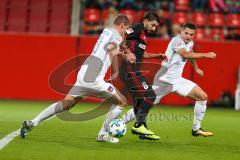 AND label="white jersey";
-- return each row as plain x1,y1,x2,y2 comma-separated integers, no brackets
159,35,194,84
78,28,122,84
